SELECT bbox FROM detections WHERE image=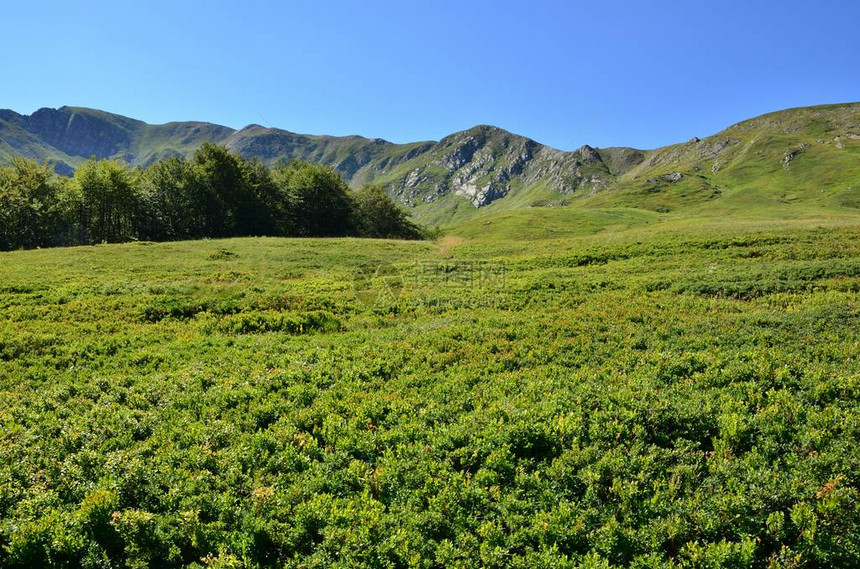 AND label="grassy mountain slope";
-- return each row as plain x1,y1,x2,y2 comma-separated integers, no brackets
585,103,860,213
0,108,624,208
223,125,436,184
0,106,626,224
450,103,860,238
0,106,235,173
